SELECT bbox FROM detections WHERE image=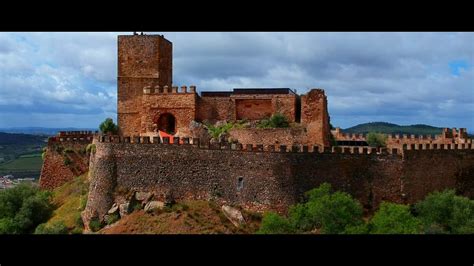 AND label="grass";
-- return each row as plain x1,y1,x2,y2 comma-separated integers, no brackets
41,174,89,234
0,154,43,171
